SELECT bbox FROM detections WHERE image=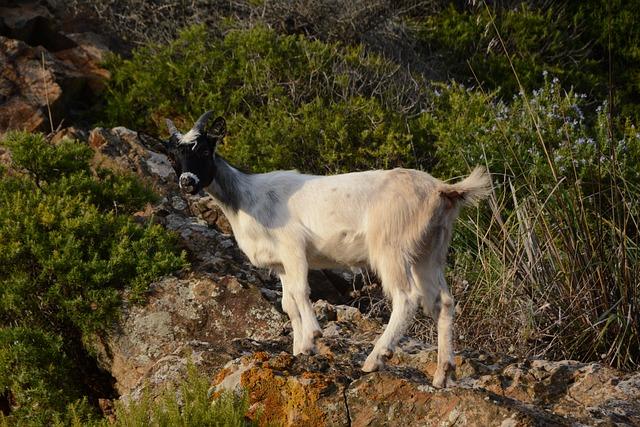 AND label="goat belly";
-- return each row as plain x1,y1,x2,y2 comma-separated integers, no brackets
306,230,368,269
232,225,283,269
